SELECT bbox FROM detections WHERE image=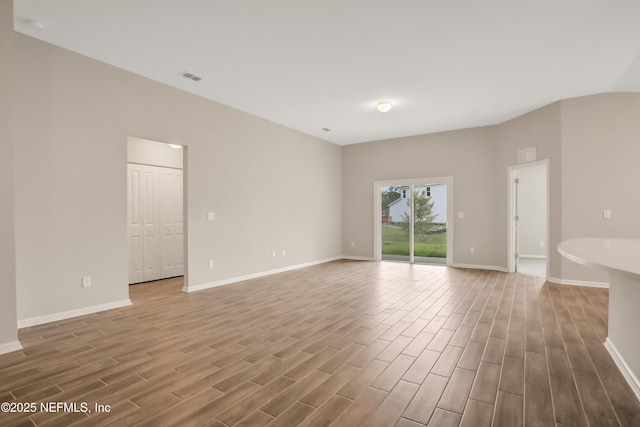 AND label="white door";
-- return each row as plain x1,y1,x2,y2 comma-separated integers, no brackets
141,167,160,281
127,165,144,284
159,168,184,278
128,163,183,284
